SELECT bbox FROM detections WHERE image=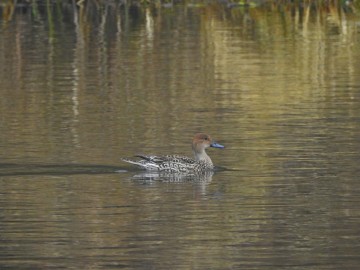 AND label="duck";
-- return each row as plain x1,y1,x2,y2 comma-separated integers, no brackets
121,133,224,173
